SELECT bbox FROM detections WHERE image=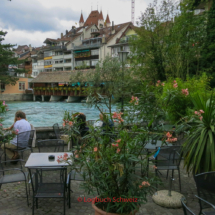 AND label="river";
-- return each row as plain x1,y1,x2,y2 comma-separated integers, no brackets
2,101,117,127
